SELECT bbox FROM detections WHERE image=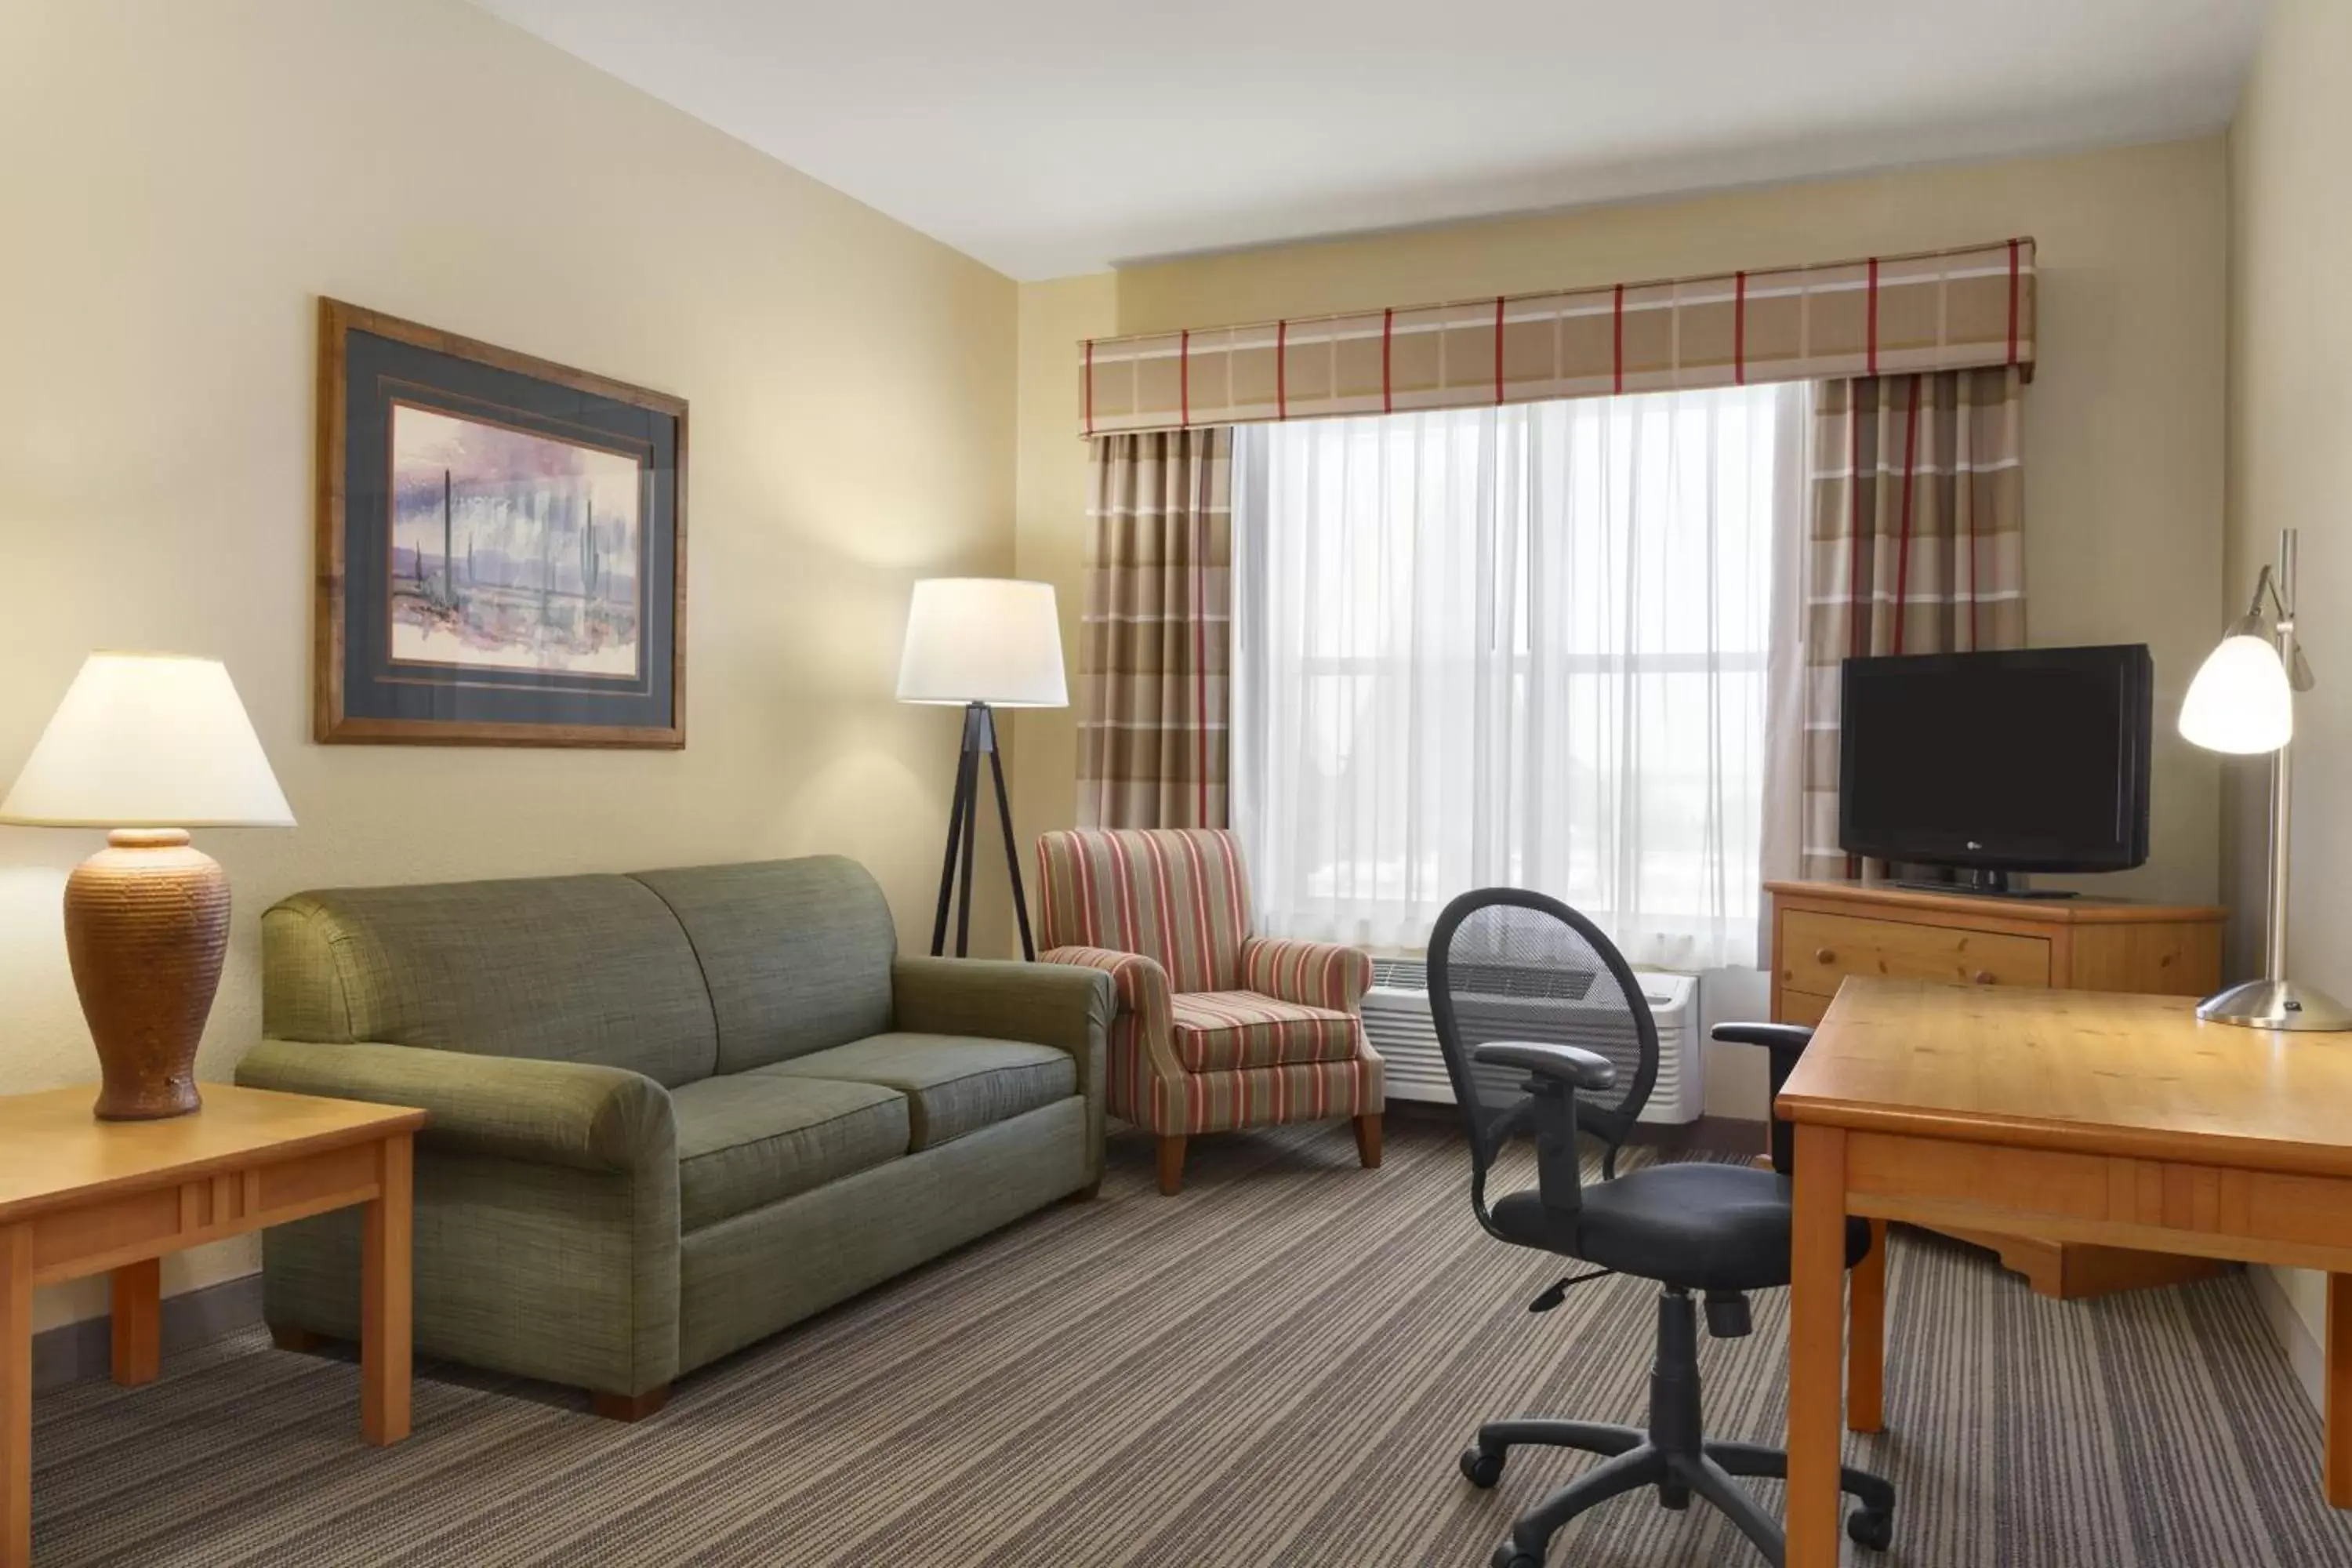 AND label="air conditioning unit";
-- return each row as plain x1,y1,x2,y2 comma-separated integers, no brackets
1360,959,1703,1123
